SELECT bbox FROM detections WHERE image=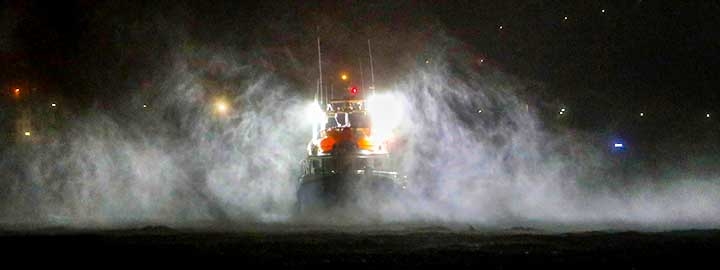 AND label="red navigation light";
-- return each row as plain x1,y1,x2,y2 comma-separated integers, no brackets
349,86,358,96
